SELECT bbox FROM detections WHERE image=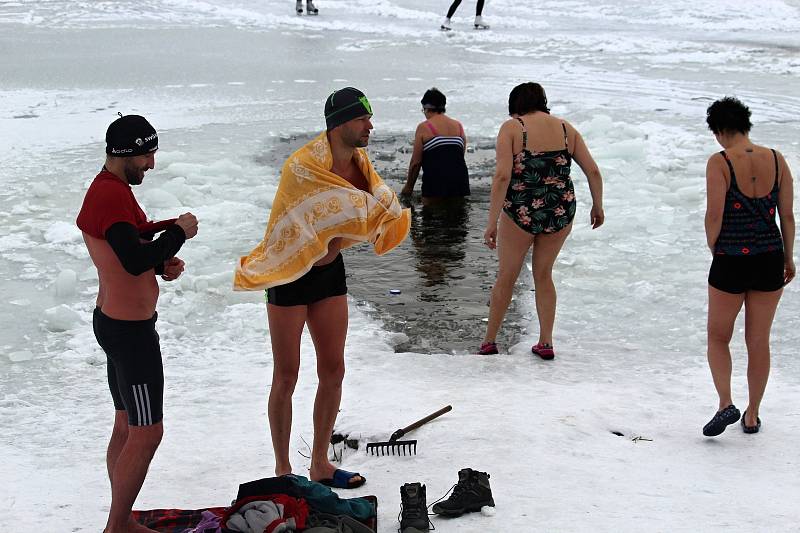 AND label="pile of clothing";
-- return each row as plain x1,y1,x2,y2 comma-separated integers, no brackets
134,474,377,533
